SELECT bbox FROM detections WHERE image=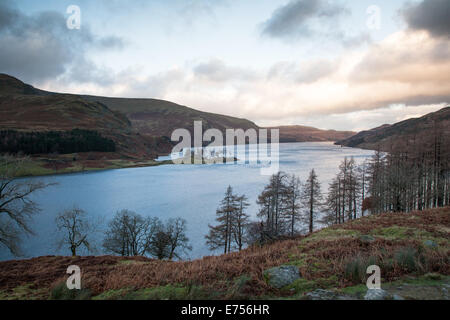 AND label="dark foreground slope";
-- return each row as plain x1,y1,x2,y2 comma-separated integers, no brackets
336,107,450,151
0,207,448,300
